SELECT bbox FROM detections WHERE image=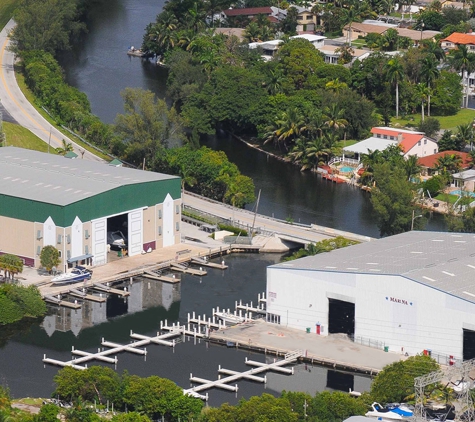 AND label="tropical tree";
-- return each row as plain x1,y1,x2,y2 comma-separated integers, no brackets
56,139,74,155
306,137,331,169
40,245,61,273
385,57,405,118
421,40,445,61
435,153,463,174
456,123,474,151
403,155,422,181
0,254,24,281
323,104,348,133
265,108,306,152
420,55,440,117
289,138,310,170
449,45,475,108
415,83,430,121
